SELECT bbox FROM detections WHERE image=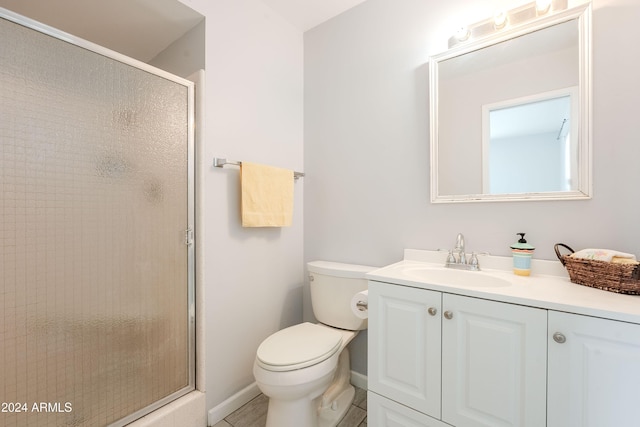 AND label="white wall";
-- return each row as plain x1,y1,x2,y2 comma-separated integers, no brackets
304,0,640,376
177,0,304,416
490,132,565,194
148,19,205,78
